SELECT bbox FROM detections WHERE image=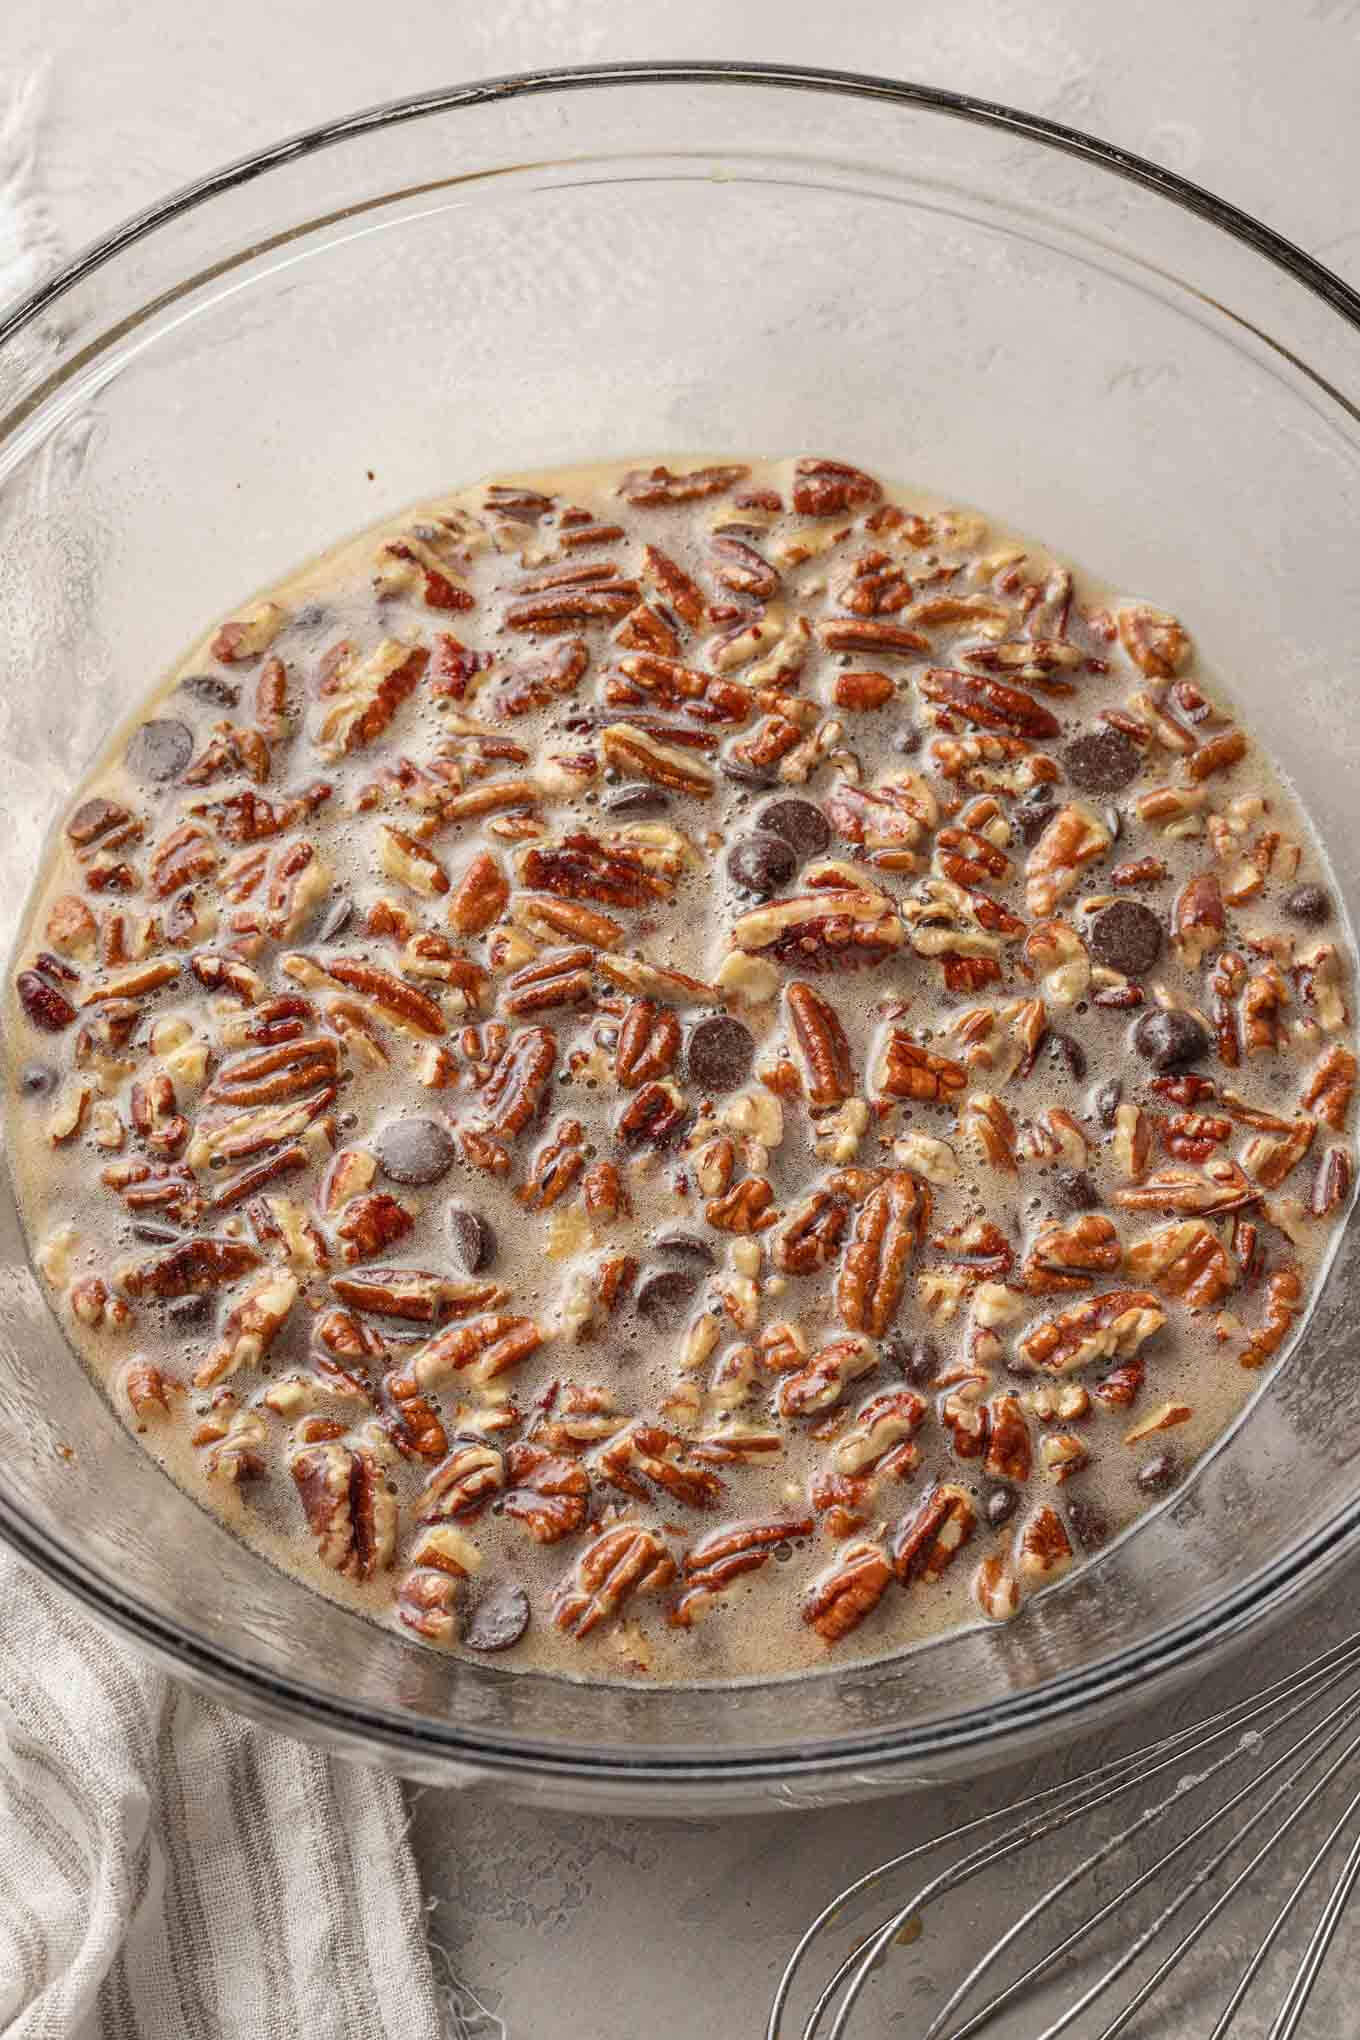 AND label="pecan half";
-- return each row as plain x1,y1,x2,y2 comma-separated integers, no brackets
196,1269,298,1387
673,1513,814,1625
620,463,749,506
891,1483,976,1584
594,1424,725,1510
118,1236,260,1299
1113,1156,1255,1215
1173,872,1225,968
786,981,854,1108
605,651,753,727
792,458,881,517
831,1387,927,1474
731,884,903,970
876,1028,967,1103
290,1440,397,1579
600,722,715,796
329,1268,508,1324
919,666,1060,740
1117,606,1191,678
1022,1214,1122,1292
1026,803,1113,917
615,998,682,1088
836,1172,929,1335
1124,1220,1236,1307
501,1442,590,1542
316,640,427,759
1017,1288,1166,1374
772,1186,852,1275
1301,1044,1357,1131
776,1335,877,1418
984,1391,1033,1482
552,1524,676,1637
803,1540,892,1641
1240,1267,1303,1370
